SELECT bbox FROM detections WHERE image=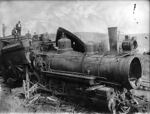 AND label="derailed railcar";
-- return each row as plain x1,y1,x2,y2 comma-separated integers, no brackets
0,38,29,86
31,27,145,113
1,42,28,66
